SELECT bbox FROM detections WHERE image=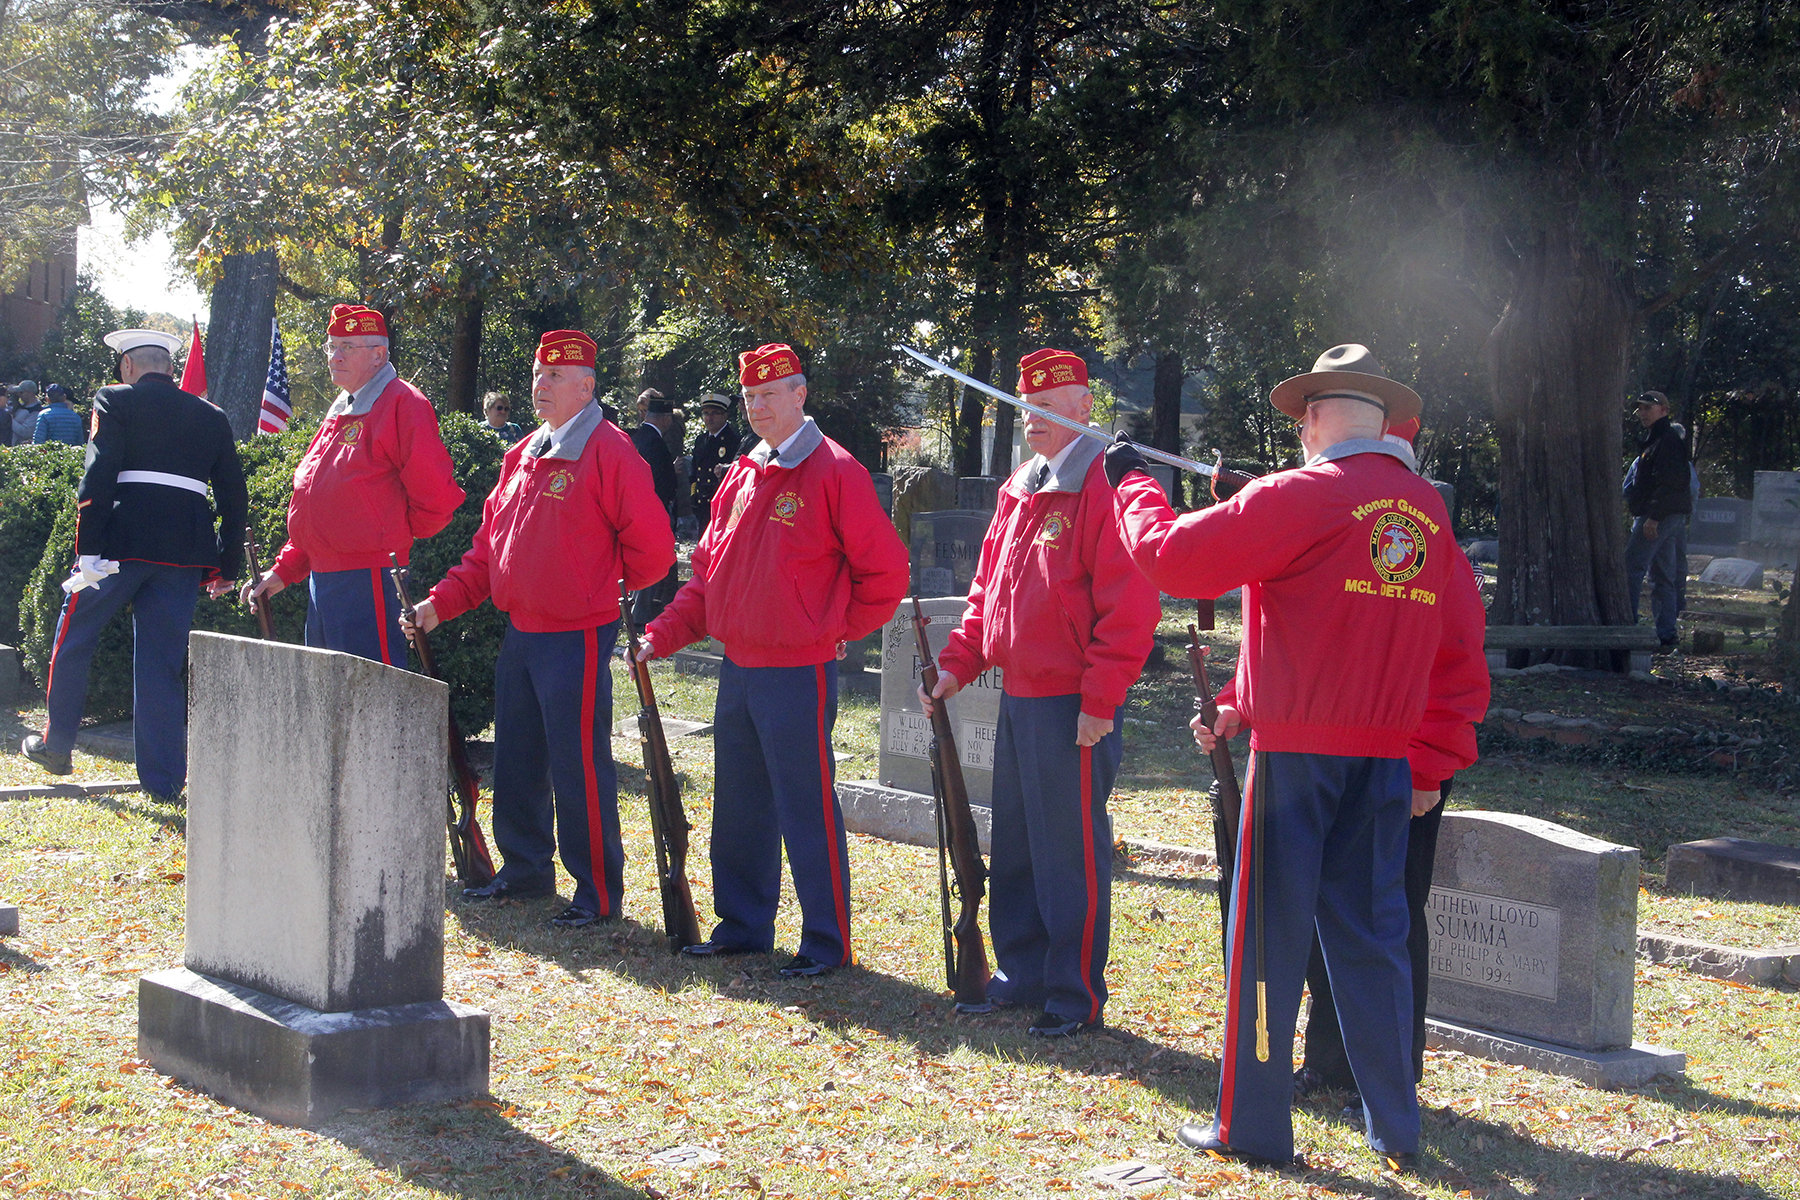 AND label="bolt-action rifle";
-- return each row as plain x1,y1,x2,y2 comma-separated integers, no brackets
243,535,275,640
912,596,992,1010
621,586,704,953
389,553,496,888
